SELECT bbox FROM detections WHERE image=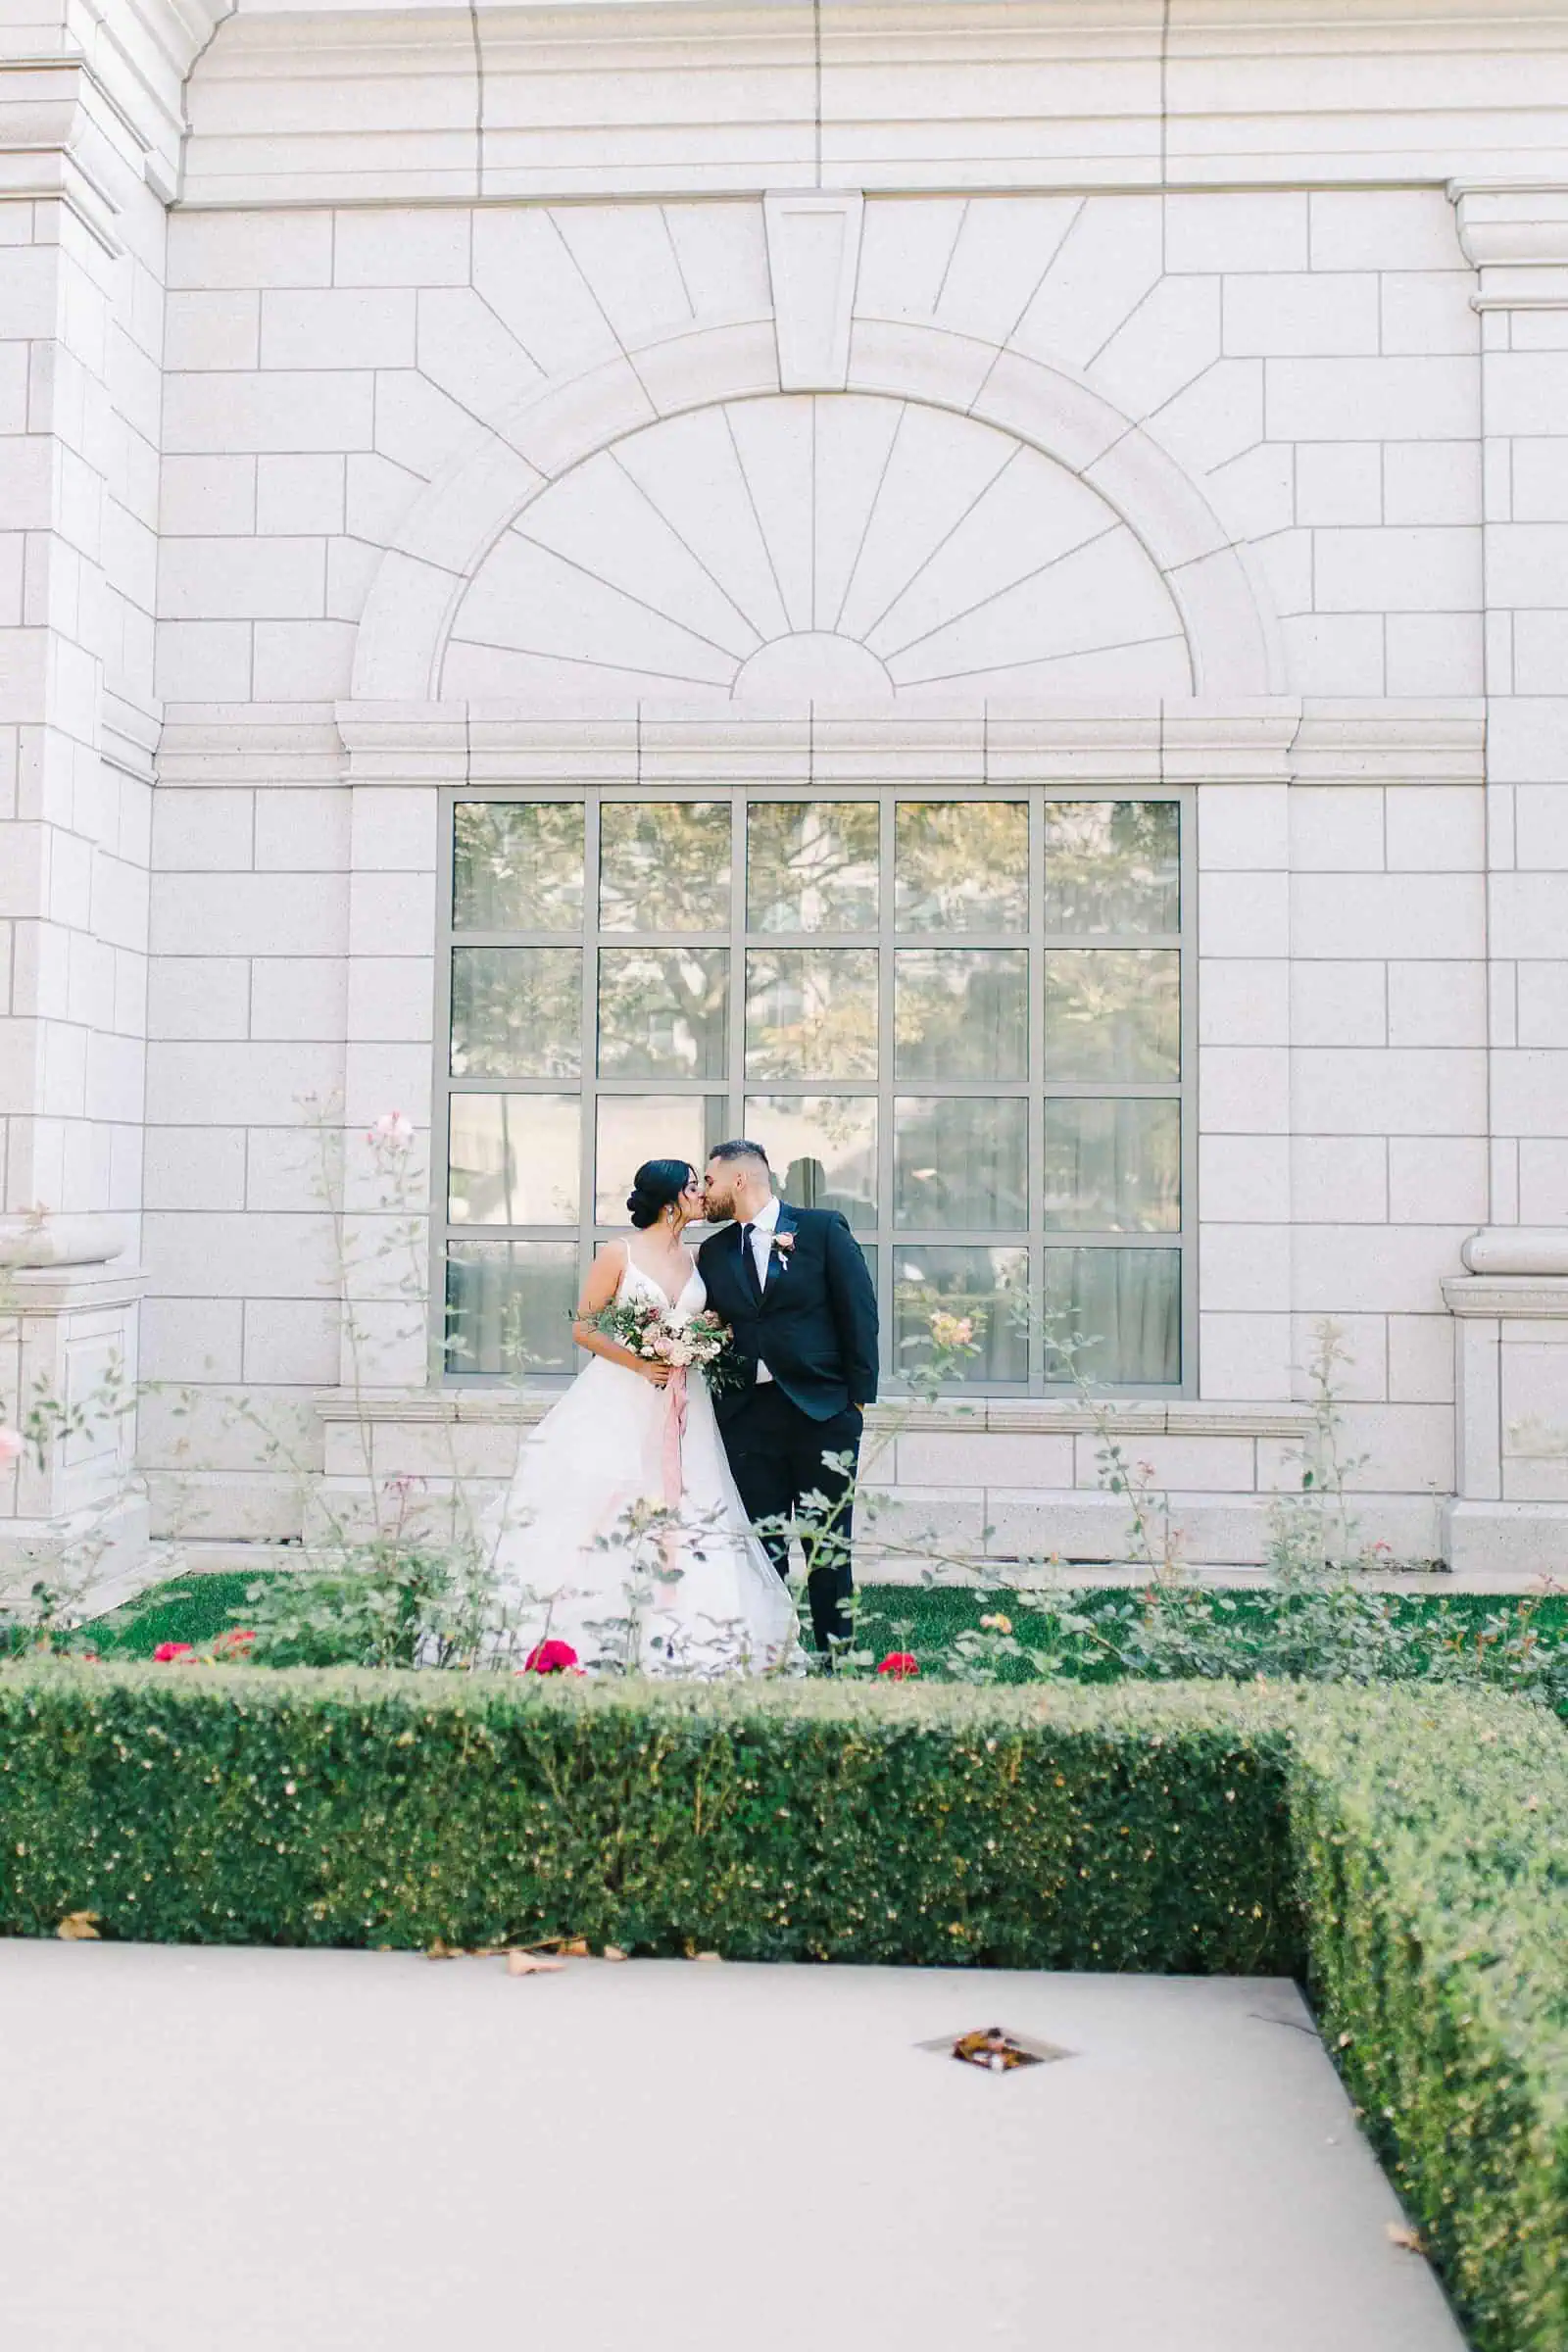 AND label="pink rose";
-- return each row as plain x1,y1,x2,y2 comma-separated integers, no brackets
0,1428,23,1467
152,1642,196,1664
368,1111,415,1150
